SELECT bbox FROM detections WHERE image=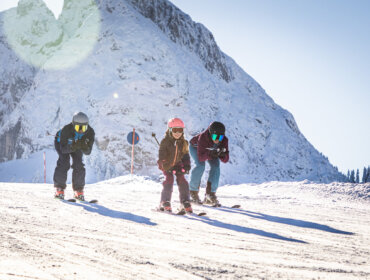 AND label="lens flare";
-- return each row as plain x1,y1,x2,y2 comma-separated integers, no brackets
3,0,101,70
